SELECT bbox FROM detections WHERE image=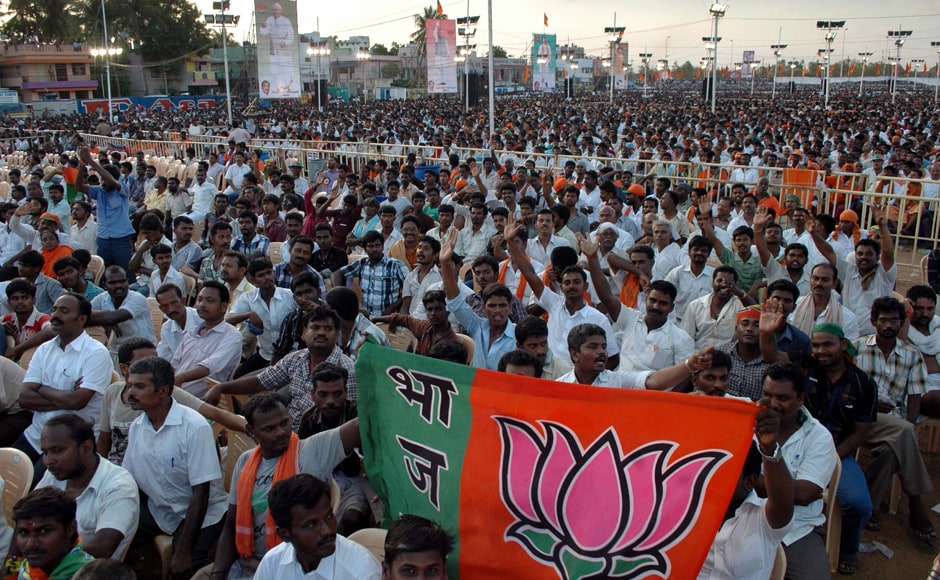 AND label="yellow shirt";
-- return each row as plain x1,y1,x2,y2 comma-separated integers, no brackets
143,189,168,212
